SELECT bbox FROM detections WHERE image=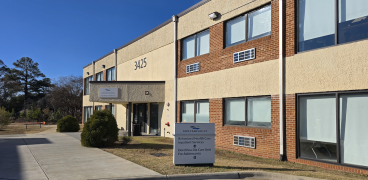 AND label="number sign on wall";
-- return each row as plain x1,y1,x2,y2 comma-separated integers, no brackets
134,58,147,70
